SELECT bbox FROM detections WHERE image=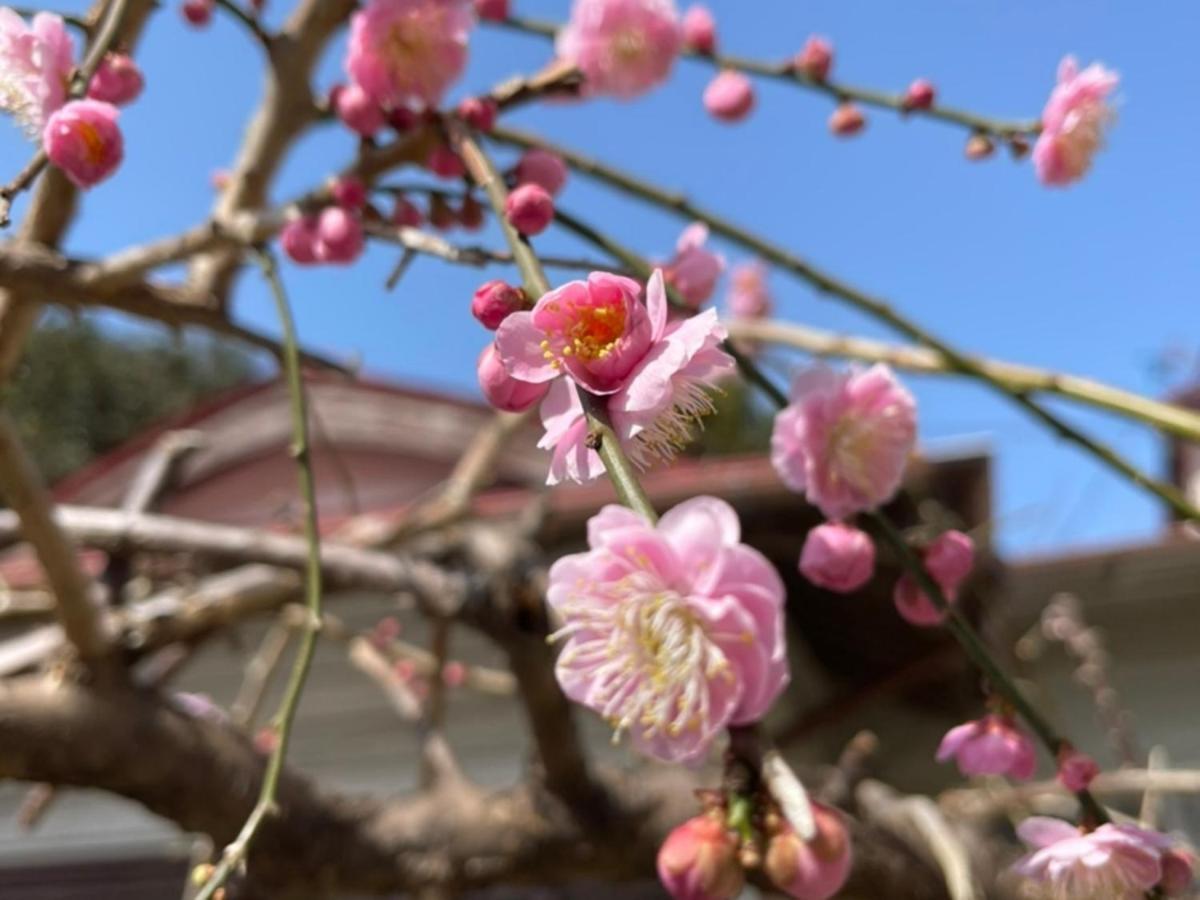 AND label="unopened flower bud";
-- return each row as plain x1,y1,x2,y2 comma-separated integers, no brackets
796,36,833,81
1056,748,1100,792
429,194,456,231
315,206,364,264
681,5,717,55
391,195,423,228
1009,135,1030,159
902,78,936,111
828,102,865,137
330,175,367,211
477,344,550,412
703,71,755,123
799,523,875,593
764,804,852,900
333,83,385,138
181,0,214,27
505,183,554,236
427,144,466,179
458,194,485,231
457,96,497,132
280,215,320,265
516,148,568,196
472,280,526,330
965,133,995,160
656,815,744,900
87,53,144,106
